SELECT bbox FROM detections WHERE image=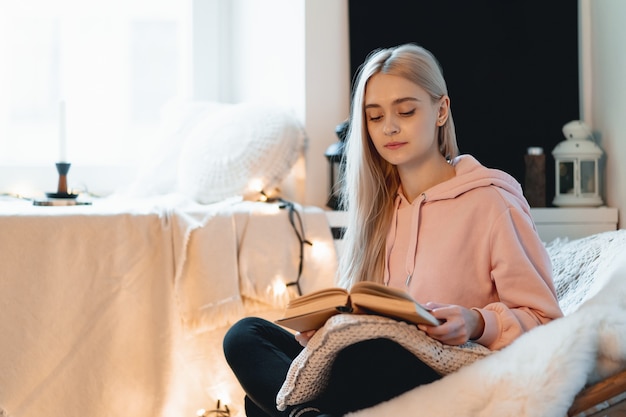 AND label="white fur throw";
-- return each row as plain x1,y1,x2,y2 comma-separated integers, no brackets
345,230,626,417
